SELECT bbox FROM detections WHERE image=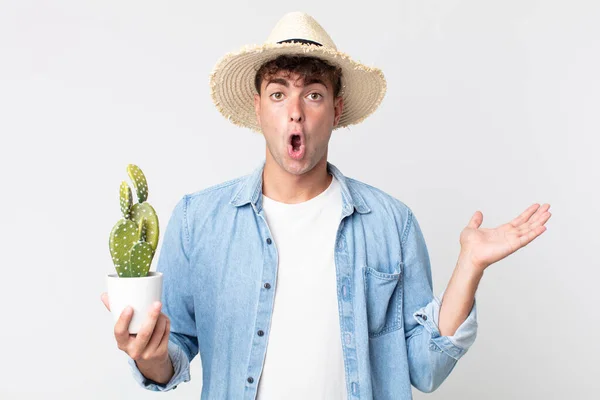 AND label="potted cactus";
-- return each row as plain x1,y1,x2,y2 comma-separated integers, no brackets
106,164,163,334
